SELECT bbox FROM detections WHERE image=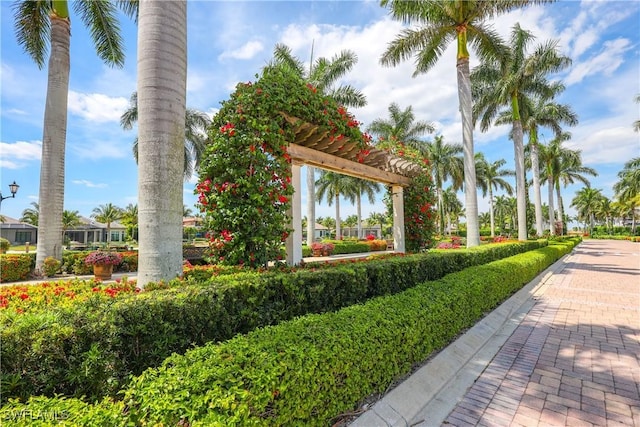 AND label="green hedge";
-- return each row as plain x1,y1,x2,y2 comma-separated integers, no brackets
0,239,579,426
0,240,547,403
